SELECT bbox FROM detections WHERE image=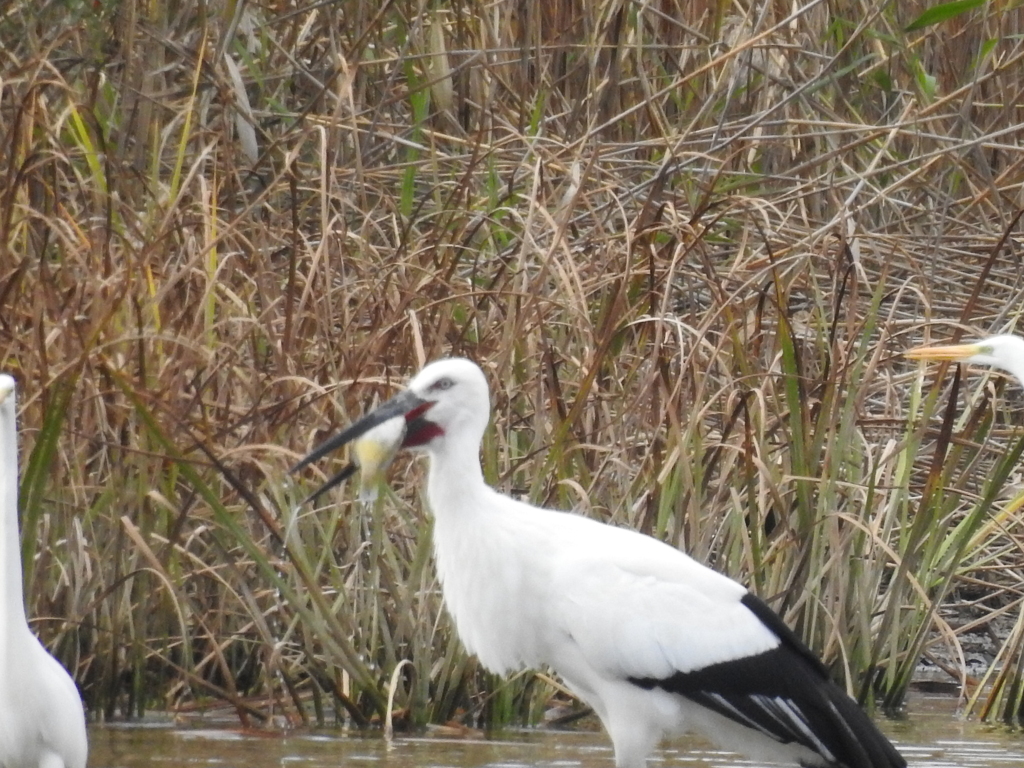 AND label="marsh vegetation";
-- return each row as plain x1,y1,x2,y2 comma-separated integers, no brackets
3,0,1024,731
